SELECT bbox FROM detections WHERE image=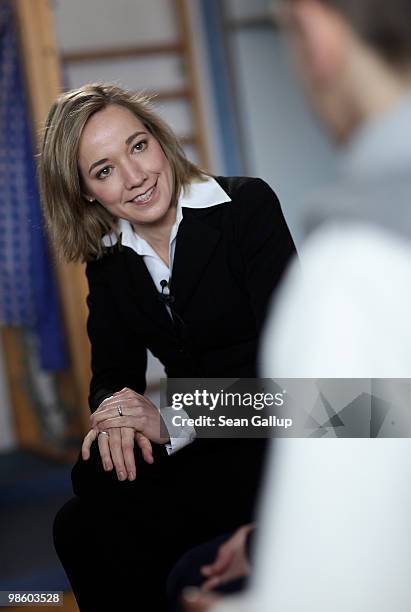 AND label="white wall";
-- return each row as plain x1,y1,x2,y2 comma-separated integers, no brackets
53,0,224,172
225,2,338,246
54,0,178,50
